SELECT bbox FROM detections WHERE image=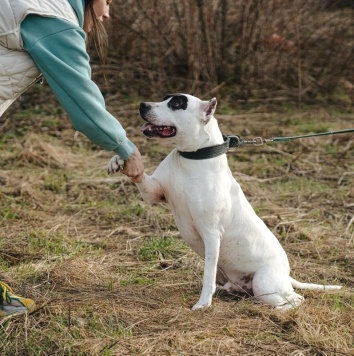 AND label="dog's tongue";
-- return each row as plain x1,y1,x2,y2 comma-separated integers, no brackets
162,127,174,136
